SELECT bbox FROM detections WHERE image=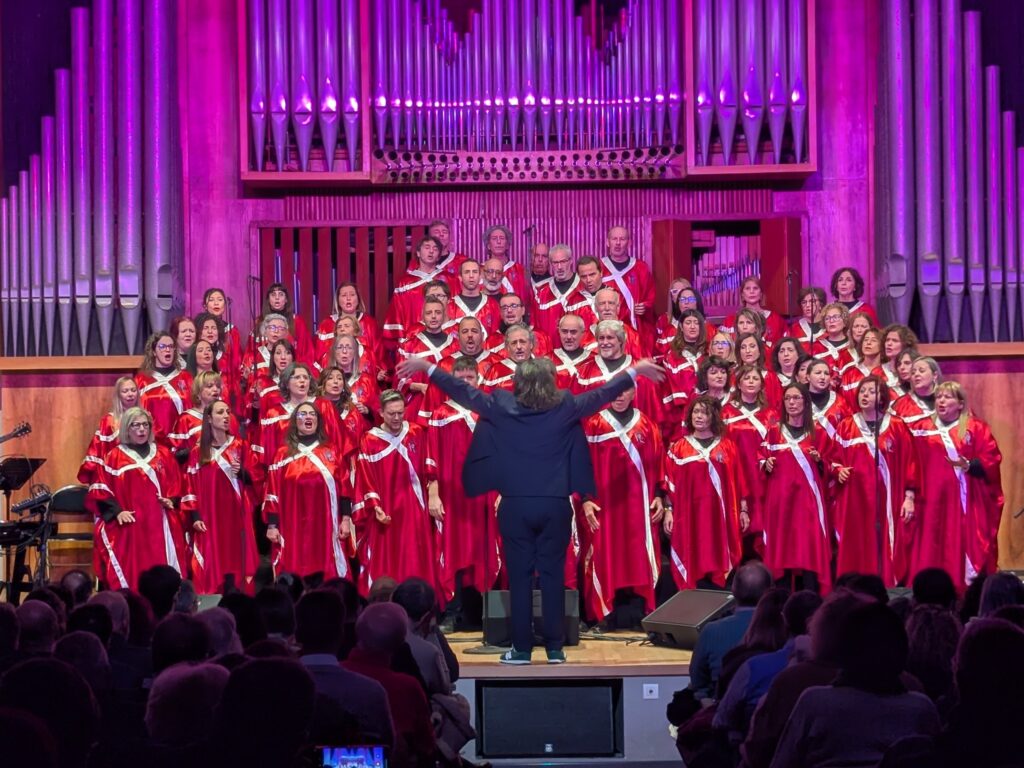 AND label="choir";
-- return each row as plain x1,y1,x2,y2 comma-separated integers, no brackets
77,225,1004,625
